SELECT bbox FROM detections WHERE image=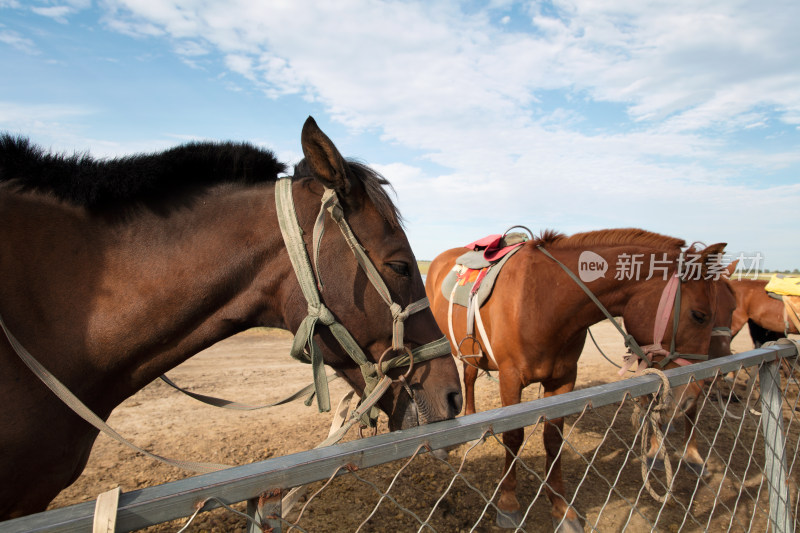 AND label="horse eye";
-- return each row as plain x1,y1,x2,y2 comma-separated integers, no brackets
387,261,411,277
690,310,708,324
